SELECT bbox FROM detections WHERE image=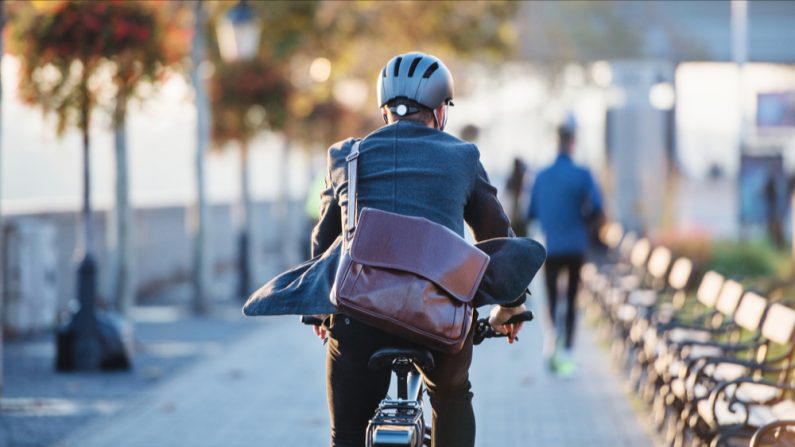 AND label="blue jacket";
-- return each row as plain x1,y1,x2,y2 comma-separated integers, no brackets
244,120,546,316
528,153,603,256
